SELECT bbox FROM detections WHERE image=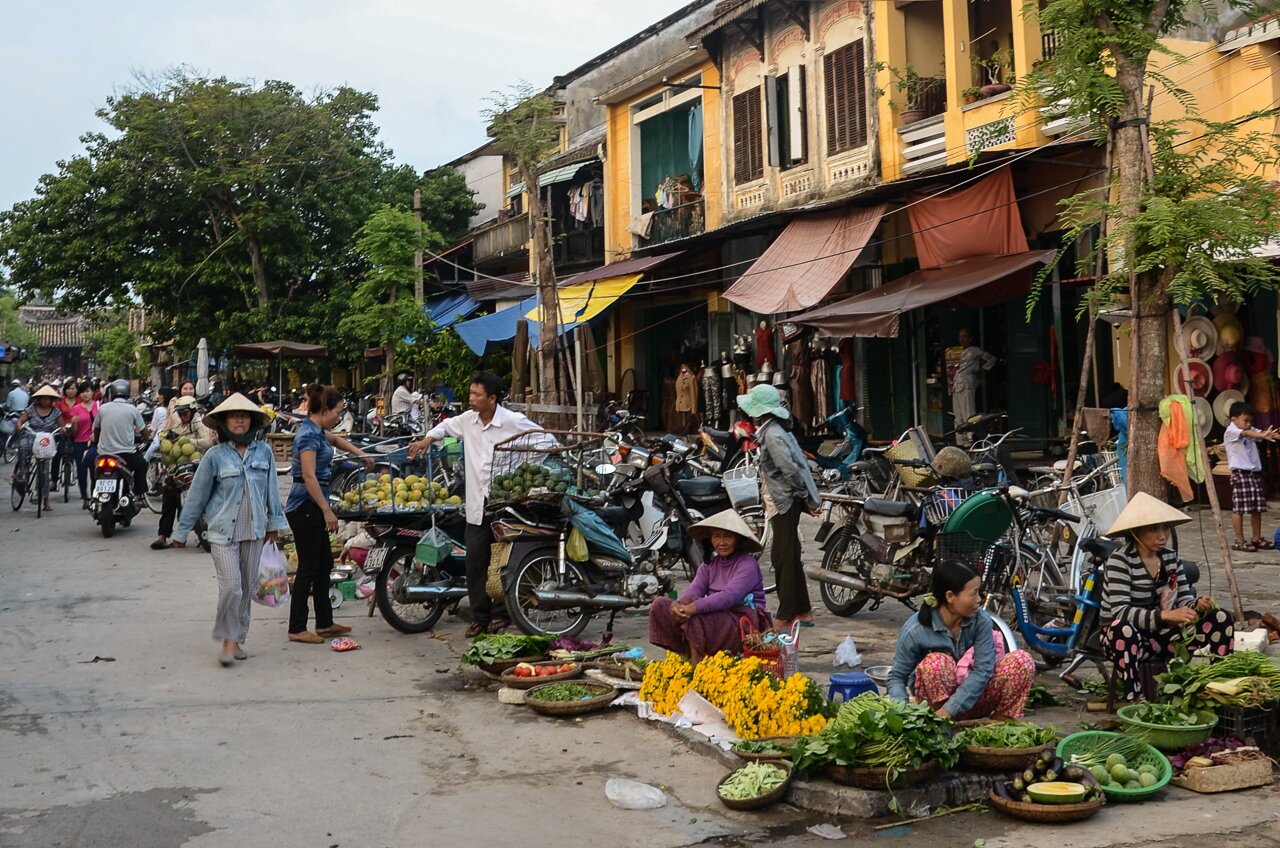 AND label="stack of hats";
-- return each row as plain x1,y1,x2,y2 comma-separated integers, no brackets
1178,303,1273,431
